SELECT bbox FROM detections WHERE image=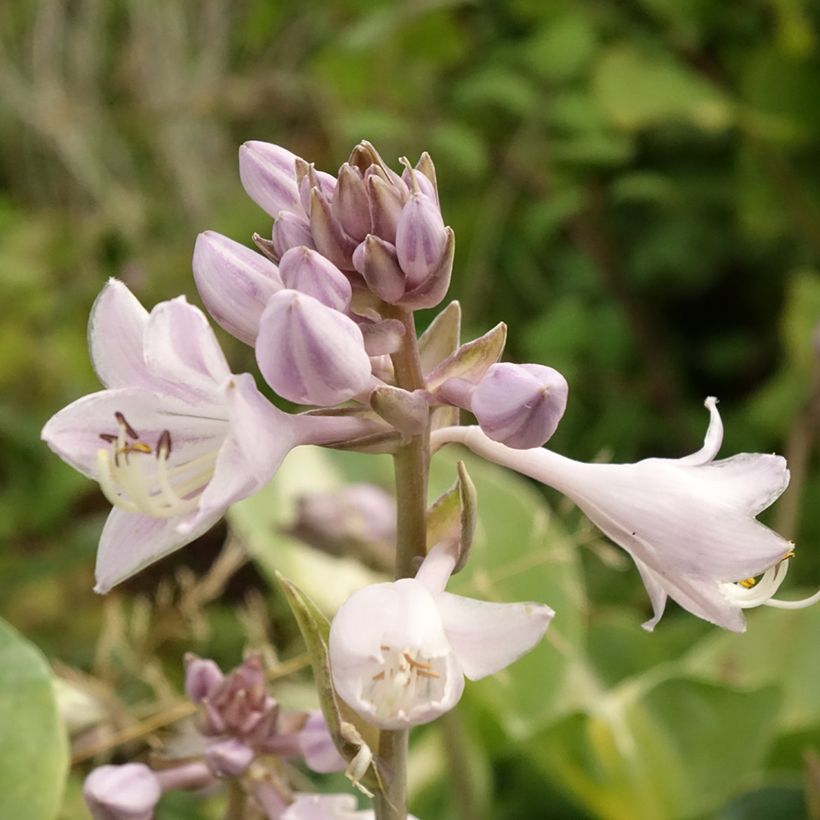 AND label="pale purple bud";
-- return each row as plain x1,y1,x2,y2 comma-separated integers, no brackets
184,654,224,703
406,151,439,204
296,159,337,213
204,737,255,778
256,289,373,406
193,232,282,346
272,212,315,260
279,246,352,311
352,235,405,303
369,354,395,383
333,163,372,241
298,711,346,773
366,174,405,244
396,192,448,289
84,763,161,820
349,140,408,192
239,141,302,218
470,363,568,449
309,188,356,270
